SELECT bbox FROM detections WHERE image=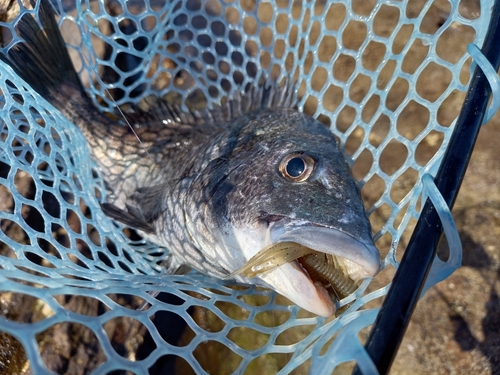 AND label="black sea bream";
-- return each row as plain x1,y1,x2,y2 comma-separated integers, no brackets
1,0,380,316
